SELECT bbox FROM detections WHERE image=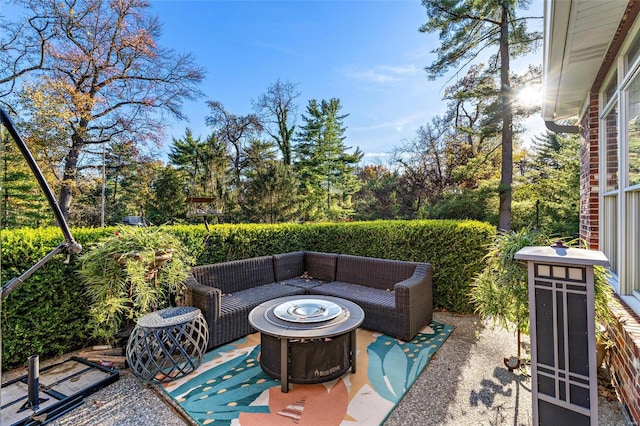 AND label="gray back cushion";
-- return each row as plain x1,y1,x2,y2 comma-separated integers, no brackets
192,255,275,292
336,255,416,290
305,252,338,281
273,251,305,281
